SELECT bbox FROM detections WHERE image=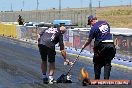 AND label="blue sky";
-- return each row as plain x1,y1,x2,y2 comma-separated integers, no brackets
0,0,131,11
